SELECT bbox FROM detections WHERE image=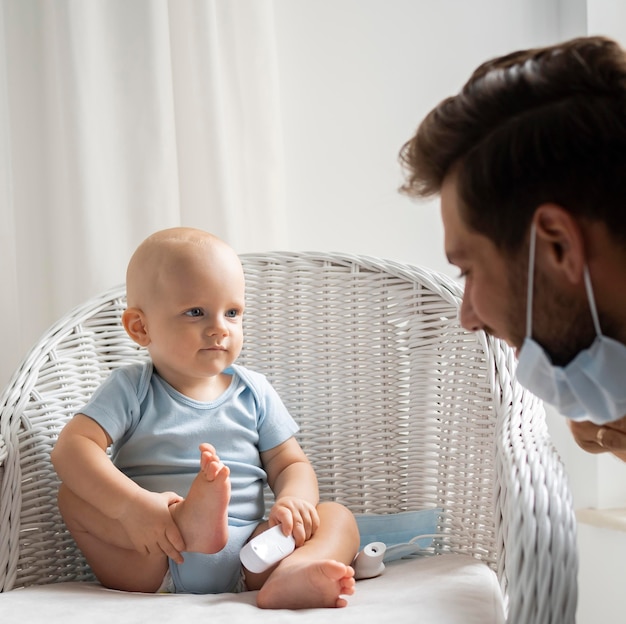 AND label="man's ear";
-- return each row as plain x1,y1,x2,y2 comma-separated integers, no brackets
532,203,586,285
122,308,151,347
